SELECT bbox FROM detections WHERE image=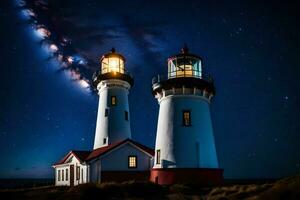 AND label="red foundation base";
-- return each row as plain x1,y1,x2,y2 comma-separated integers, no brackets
150,168,223,185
